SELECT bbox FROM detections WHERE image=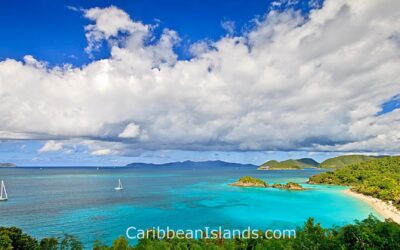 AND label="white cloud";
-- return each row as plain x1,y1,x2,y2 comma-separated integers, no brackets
221,20,235,35
39,141,63,153
118,123,140,138
1,0,400,155
91,148,112,156
83,6,150,55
